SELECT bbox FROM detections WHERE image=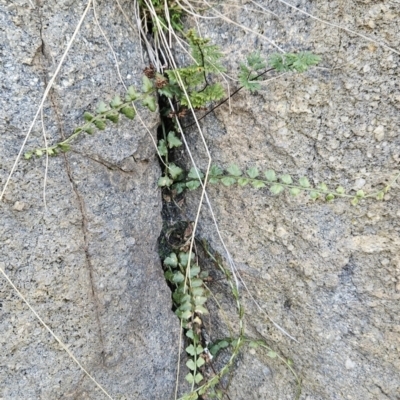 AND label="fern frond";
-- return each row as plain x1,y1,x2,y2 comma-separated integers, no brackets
181,83,225,107
166,66,205,86
186,29,225,73
246,51,266,71
239,52,267,92
238,65,260,92
269,52,321,72
163,30,226,108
